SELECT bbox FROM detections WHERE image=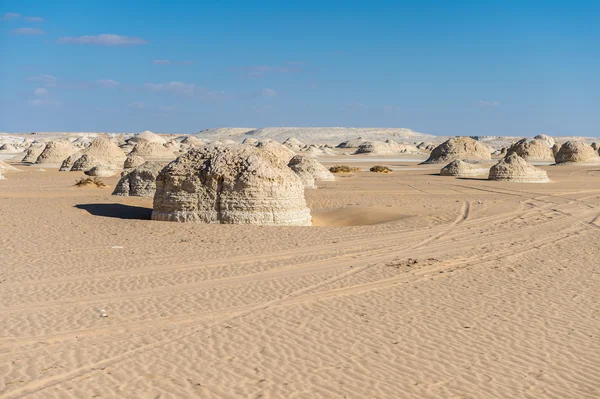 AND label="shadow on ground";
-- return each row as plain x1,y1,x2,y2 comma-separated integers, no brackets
75,203,152,220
